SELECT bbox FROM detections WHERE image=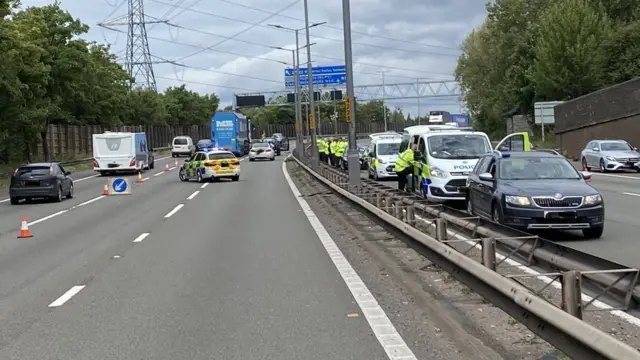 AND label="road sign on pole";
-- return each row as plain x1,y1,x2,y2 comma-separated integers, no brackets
344,95,351,123
285,65,345,89
109,177,131,195
309,112,315,129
